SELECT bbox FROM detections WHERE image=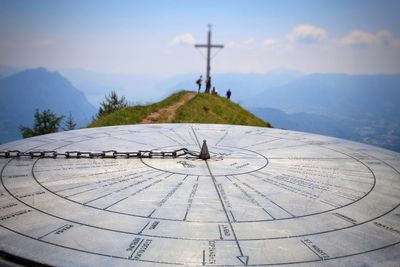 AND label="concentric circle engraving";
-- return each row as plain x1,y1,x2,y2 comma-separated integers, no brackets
0,124,399,266
142,145,268,176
